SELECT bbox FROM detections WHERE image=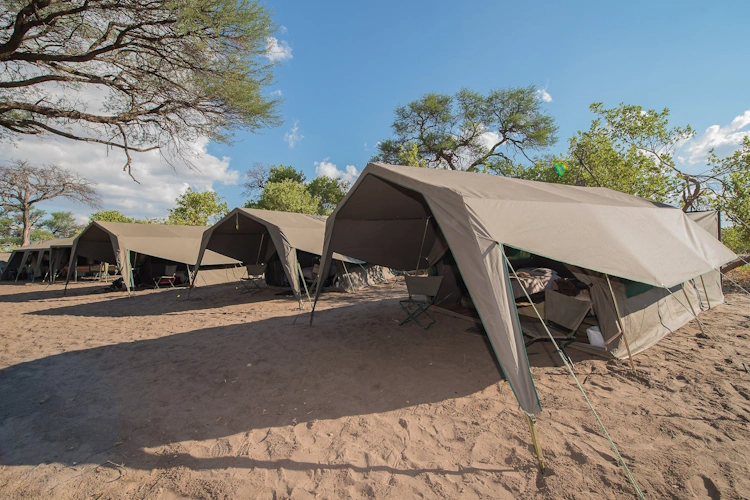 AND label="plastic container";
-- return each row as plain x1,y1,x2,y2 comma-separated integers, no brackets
586,326,605,348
